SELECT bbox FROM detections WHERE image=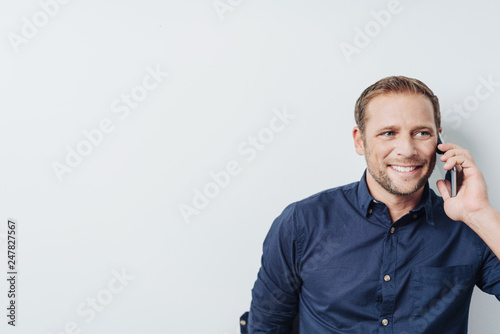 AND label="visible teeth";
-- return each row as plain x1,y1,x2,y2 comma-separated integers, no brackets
392,165,416,172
